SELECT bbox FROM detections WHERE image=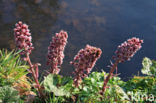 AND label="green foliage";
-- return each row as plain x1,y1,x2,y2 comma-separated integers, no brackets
73,72,105,102
102,85,130,103
72,71,129,103
123,76,156,95
43,74,73,96
121,58,156,102
41,74,73,103
0,49,155,103
0,49,29,86
0,86,20,103
122,76,156,102
141,57,156,77
42,71,155,103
